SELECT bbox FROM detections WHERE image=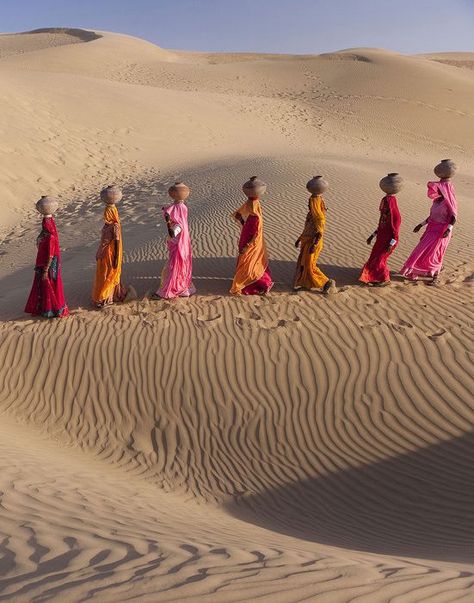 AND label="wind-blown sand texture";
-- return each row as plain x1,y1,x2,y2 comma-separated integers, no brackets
0,29,473,602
